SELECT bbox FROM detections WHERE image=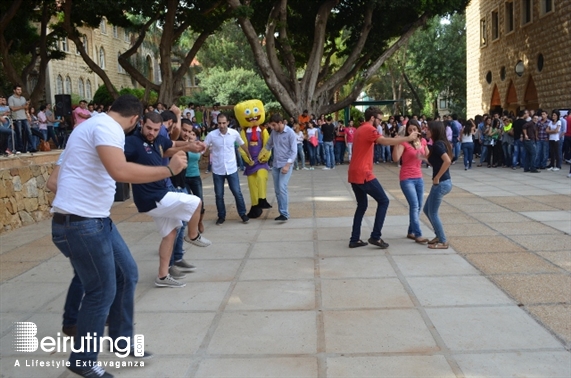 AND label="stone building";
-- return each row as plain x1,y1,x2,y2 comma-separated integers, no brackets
466,0,571,117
